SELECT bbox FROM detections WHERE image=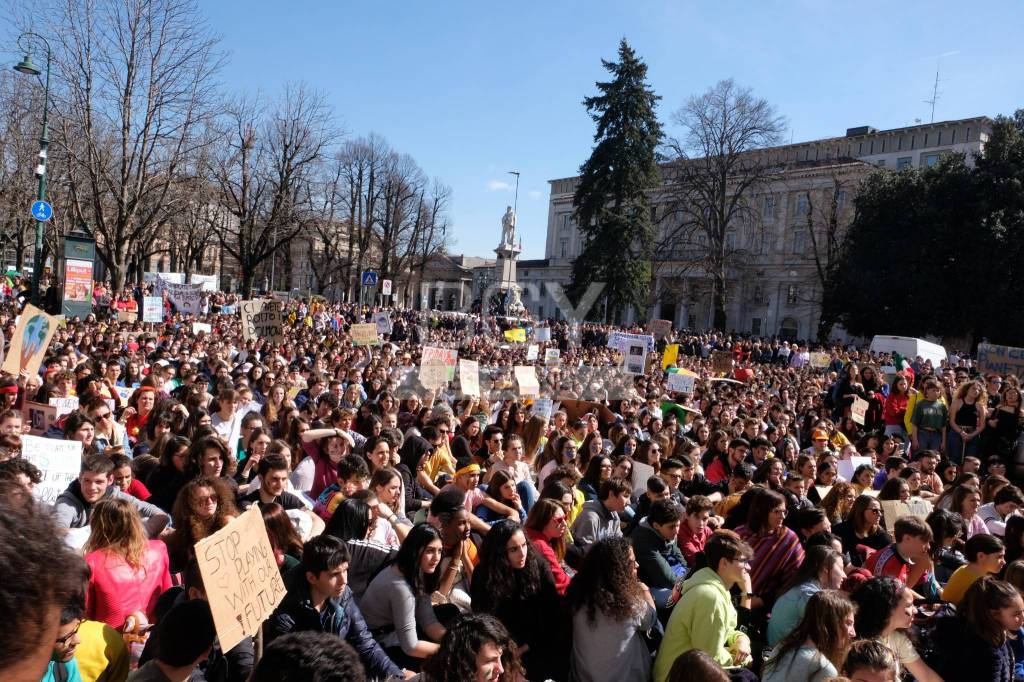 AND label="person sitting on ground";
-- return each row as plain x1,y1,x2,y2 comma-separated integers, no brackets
654,530,755,682
863,515,936,598
127,600,216,682
761,590,857,682
841,639,899,682
942,533,1007,605
678,495,715,566
767,545,846,646
979,484,1024,537
629,498,687,609
417,613,525,682
265,534,407,680
41,591,86,682
55,454,169,537
571,477,631,552
250,632,366,682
